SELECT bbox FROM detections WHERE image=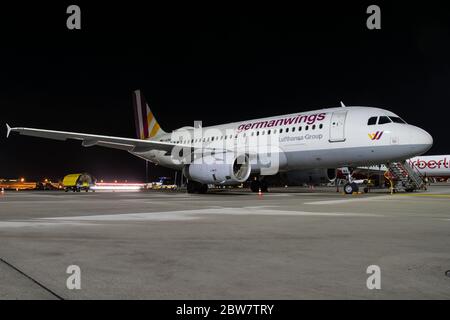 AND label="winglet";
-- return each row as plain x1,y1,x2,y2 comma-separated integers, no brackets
340,101,346,108
6,123,11,138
